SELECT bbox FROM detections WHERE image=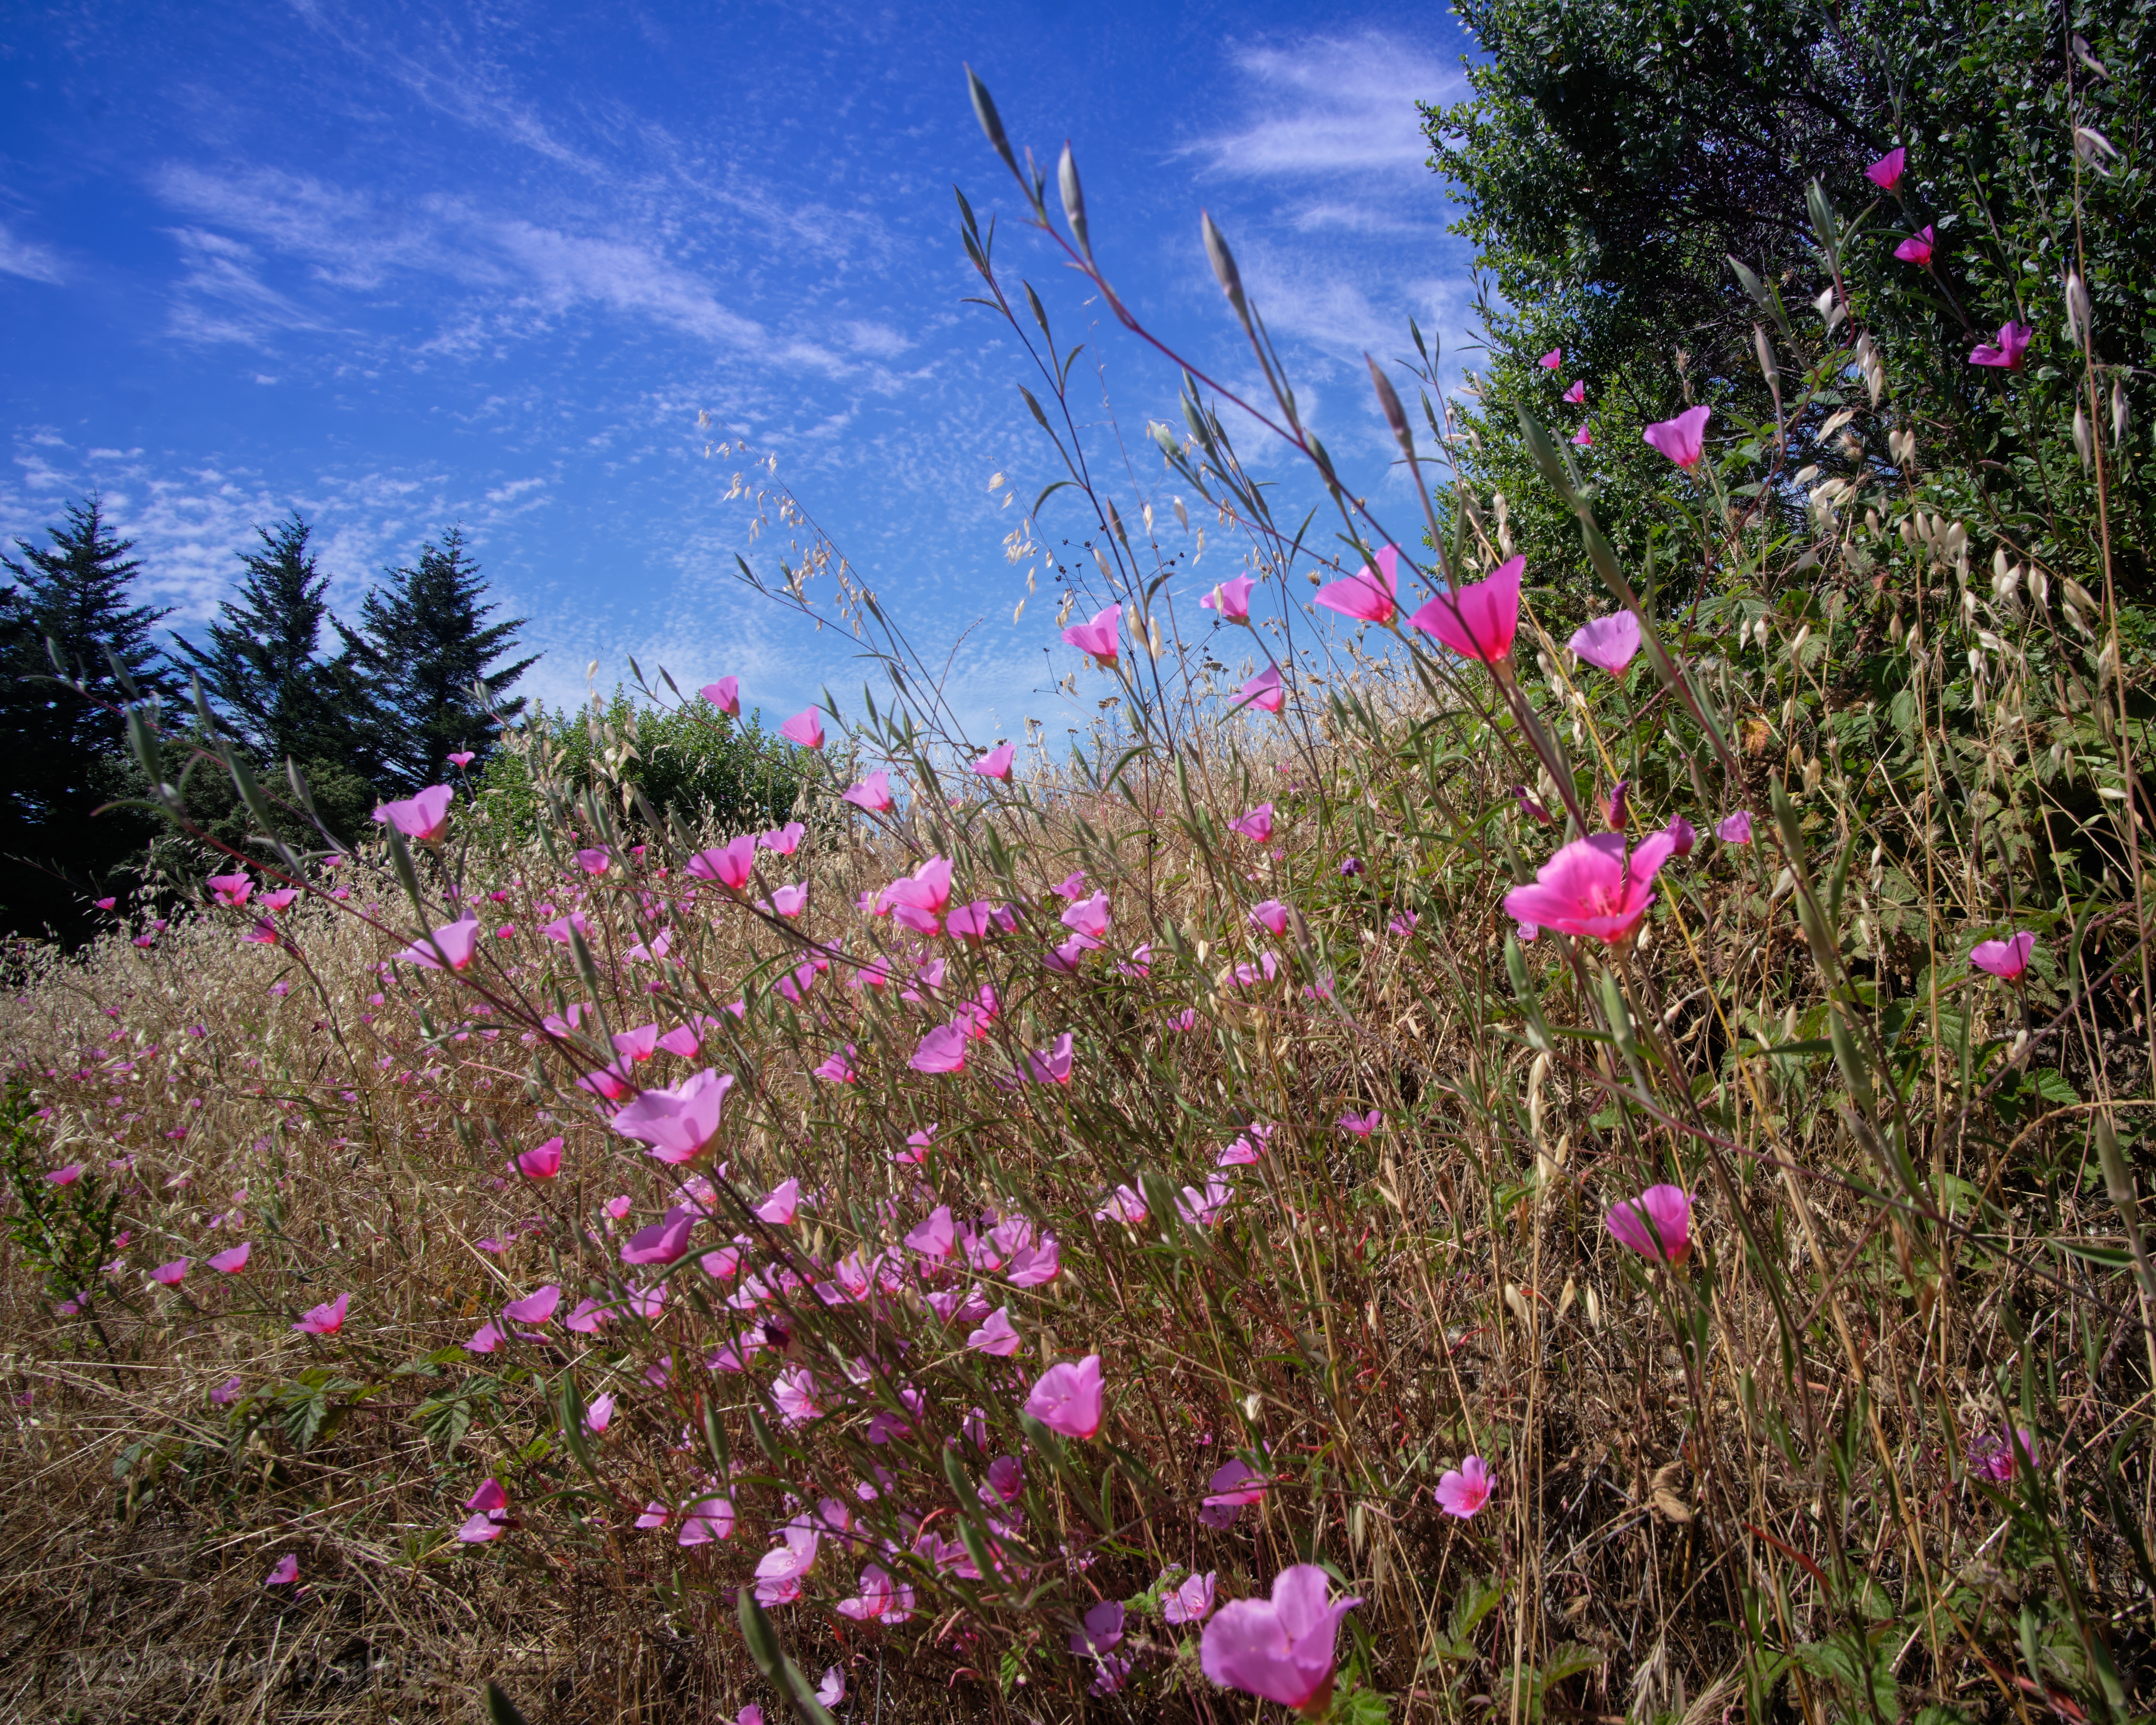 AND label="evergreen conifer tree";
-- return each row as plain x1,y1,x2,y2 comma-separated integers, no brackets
338,528,538,789
175,513,344,763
